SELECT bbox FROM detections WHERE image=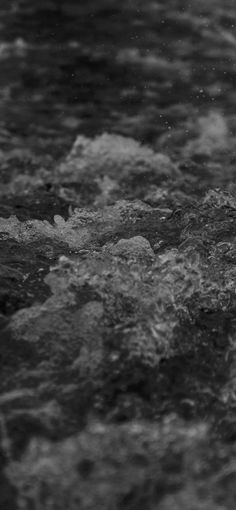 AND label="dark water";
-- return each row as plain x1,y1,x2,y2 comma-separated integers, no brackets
1,0,236,470
1,0,236,158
